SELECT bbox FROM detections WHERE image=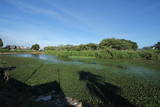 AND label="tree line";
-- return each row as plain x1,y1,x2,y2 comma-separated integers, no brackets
0,38,40,50
0,38,160,51
44,38,159,51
